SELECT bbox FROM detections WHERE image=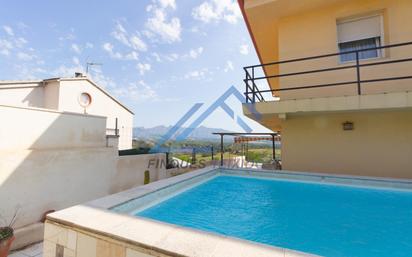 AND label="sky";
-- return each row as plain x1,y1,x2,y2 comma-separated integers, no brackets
0,0,272,132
